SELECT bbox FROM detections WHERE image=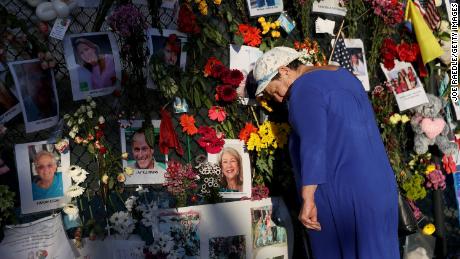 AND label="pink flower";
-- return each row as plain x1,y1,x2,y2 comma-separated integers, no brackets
208,106,227,122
